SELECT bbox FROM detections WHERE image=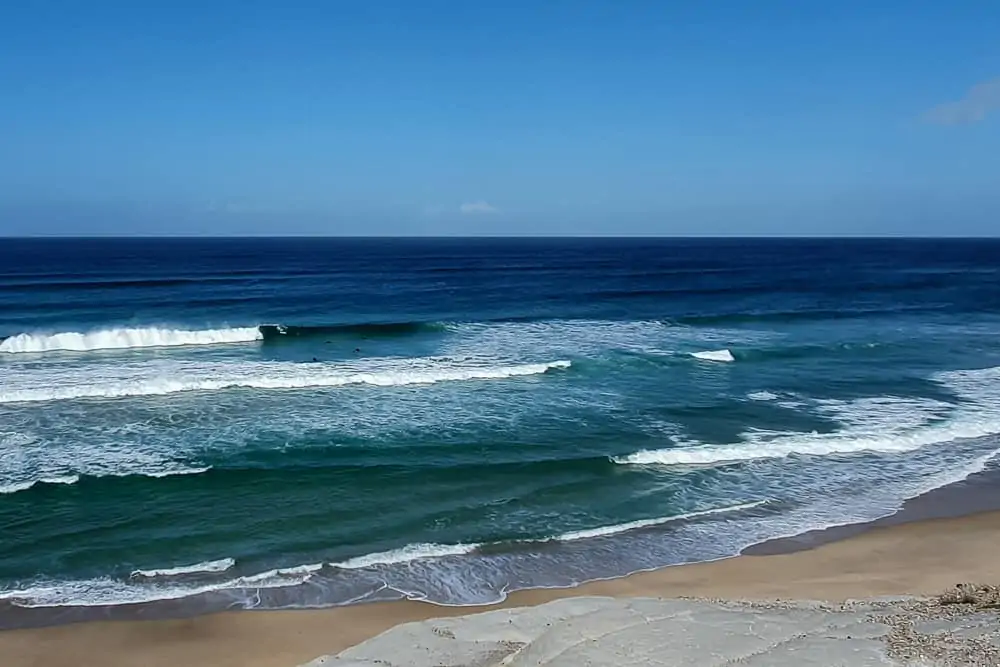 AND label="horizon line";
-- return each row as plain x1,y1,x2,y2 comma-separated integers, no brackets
2,234,1000,241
